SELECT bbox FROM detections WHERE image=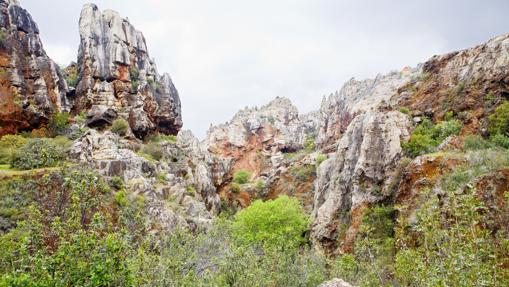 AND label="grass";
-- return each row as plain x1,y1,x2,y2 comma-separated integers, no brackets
0,164,61,180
